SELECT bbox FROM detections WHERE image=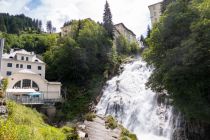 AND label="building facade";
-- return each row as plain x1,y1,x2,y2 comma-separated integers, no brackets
0,39,62,104
148,2,162,25
114,23,137,42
